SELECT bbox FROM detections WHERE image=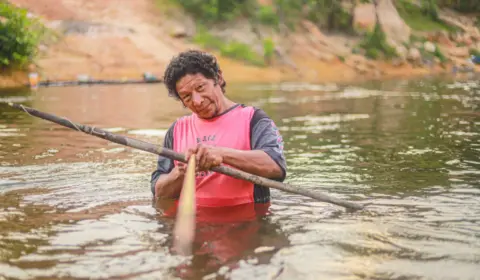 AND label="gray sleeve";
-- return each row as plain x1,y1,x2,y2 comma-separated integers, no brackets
251,117,287,181
150,123,175,195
